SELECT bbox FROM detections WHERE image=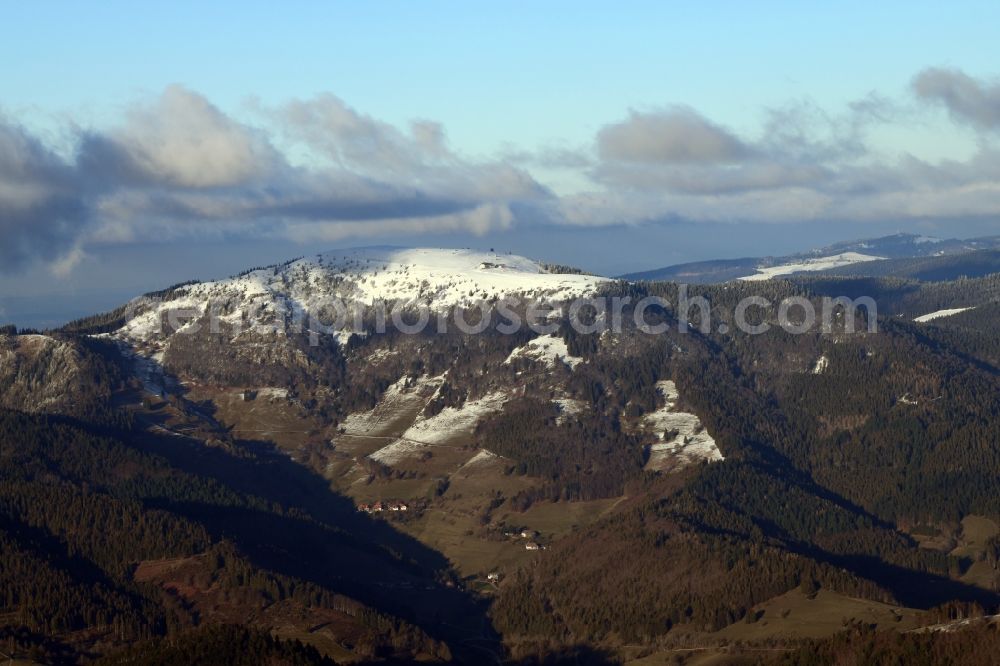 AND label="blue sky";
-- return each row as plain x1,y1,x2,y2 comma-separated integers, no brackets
6,2,996,159
3,2,1000,326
